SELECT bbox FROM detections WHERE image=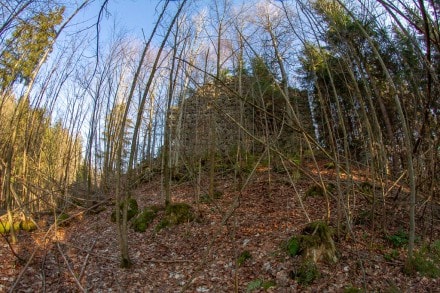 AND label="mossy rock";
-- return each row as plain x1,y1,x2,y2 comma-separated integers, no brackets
21,220,37,232
111,198,139,223
165,203,194,225
300,221,337,263
286,221,337,264
0,221,9,234
0,221,20,233
155,203,195,231
131,208,158,232
13,221,21,231
57,213,70,227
